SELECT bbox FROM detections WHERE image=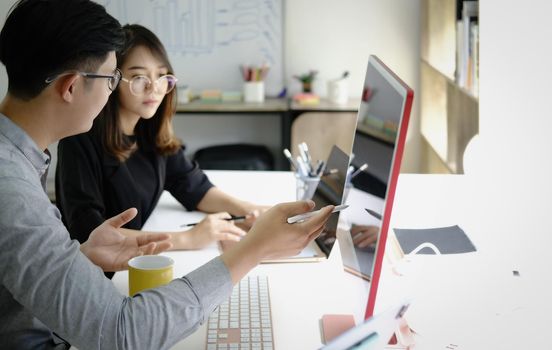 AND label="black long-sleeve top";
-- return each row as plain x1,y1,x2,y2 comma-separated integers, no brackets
55,132,213,244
